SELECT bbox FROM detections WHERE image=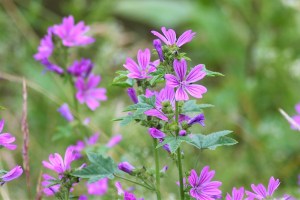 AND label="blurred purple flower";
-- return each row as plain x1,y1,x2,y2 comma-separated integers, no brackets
144,86,175,121
0,119,17,150
151,27,195,47
69,140,85,160
86,132,100,145
0,166,23,185
153,39,164,62
75,74,107,111
123,48,159,79
34,28,54,61
86,178,108,196
188,113,205,127
42,146,76,174
291,103,300,130
226,187,244,200
165,59,207,101
106,134,122,148
53,15,95,47
42,174,60,196
179,130,187,136
127,88,138,104
159,138,171,153
245,177,281,200
68,58,93,78
118,162,135,174
148,128,166,139
57,103,74,122
188,166,222,200
78,195,88,200
124,191,144,200
160,165,168,173
40,59,64,74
